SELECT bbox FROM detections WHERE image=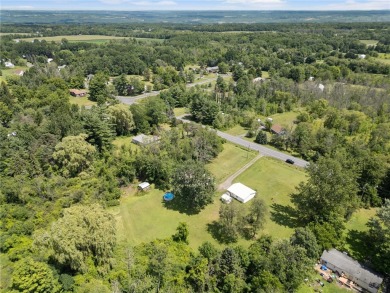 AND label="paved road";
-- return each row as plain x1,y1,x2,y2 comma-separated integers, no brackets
116,74,229,105
177,115,309,168
215,130,309,168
